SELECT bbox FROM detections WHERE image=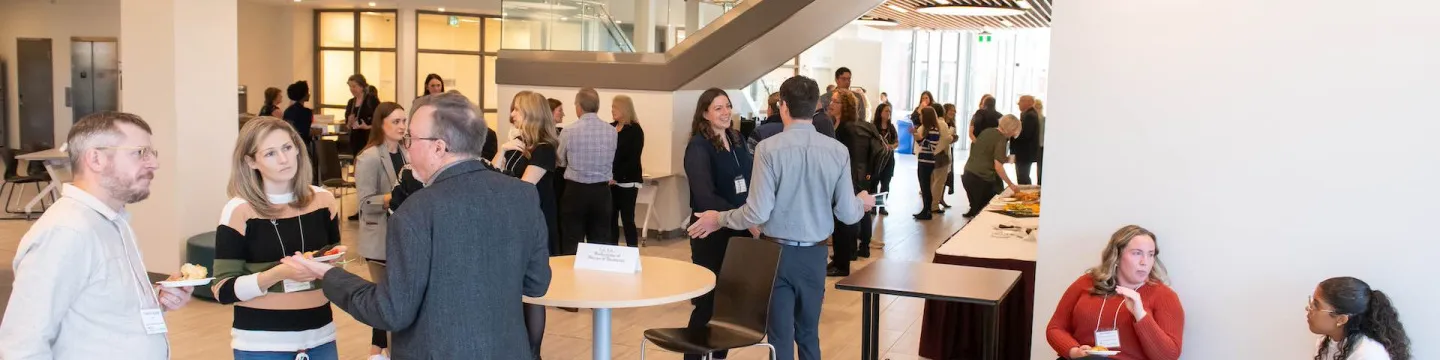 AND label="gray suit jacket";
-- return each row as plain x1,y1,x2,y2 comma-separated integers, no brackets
323,160,552,359
355,144,404,260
